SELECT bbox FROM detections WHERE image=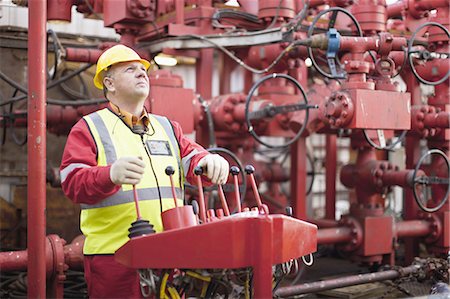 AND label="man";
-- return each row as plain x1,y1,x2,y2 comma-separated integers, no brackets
60,44,229,298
